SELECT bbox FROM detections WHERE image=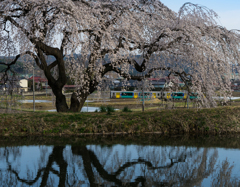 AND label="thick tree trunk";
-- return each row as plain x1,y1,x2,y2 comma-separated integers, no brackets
51,85,89,113
56,94,69,112
52,86,69,112
69,92,88,112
